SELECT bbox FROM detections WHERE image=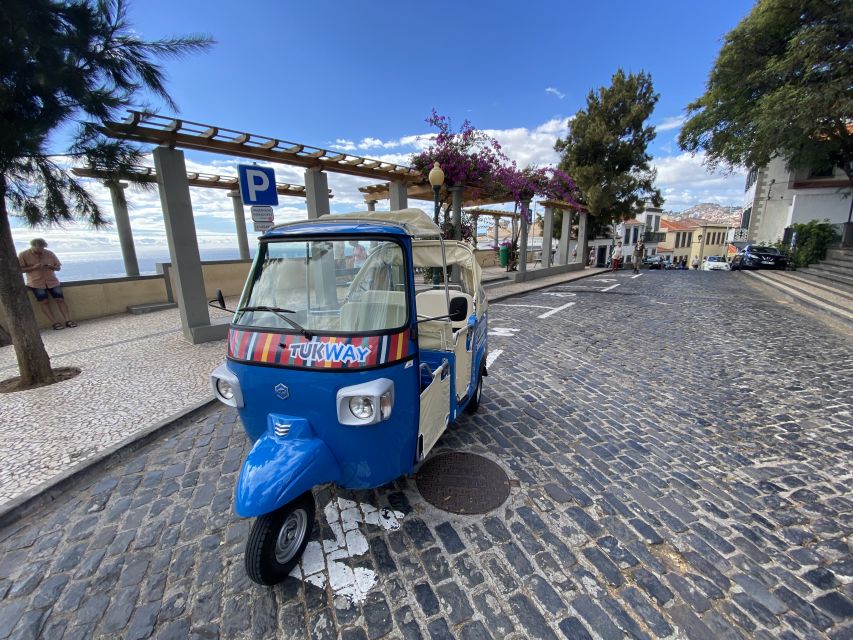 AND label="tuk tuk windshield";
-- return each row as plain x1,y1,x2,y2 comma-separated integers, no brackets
234,238,409,334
